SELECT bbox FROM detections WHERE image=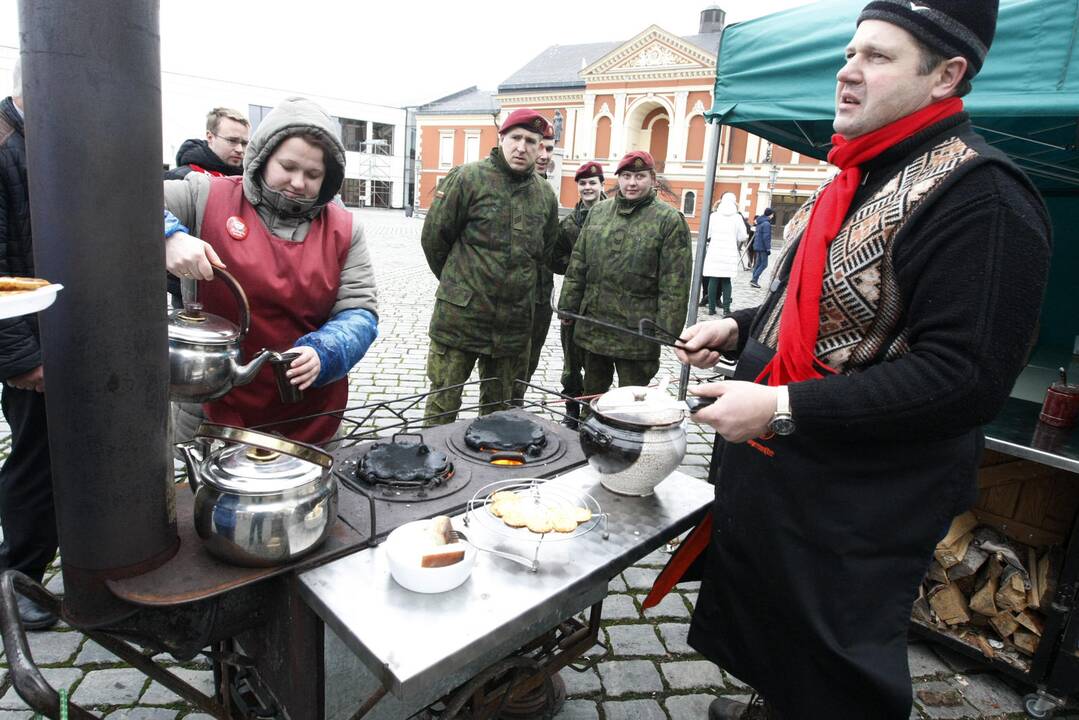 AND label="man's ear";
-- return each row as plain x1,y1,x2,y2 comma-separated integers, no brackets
932,56,968,99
